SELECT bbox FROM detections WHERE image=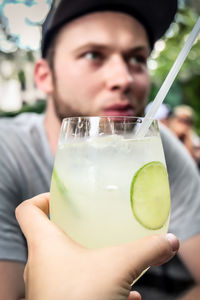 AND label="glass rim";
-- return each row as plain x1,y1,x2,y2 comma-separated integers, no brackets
61,116,157,124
